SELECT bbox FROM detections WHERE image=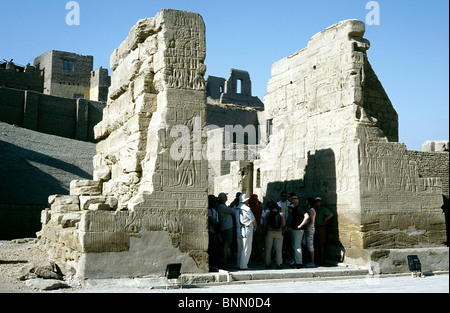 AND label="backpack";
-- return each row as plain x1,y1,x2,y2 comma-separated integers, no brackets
268,211,282,229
